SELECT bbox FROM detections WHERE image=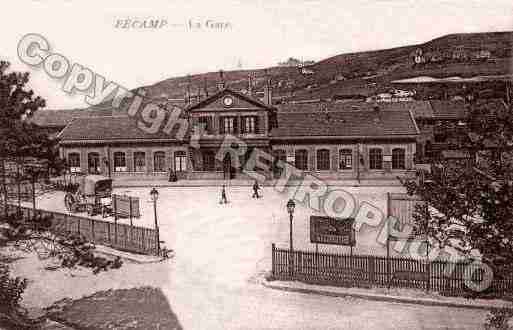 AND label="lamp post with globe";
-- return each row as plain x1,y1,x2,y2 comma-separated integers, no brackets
150,187,160,254
286,199,295,277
